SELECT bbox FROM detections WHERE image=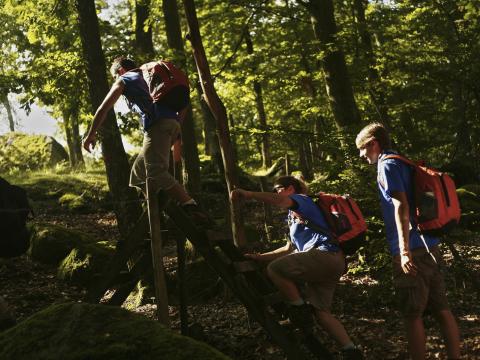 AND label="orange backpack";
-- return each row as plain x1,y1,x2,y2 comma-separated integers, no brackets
382,155,461,235
303,193,367,255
